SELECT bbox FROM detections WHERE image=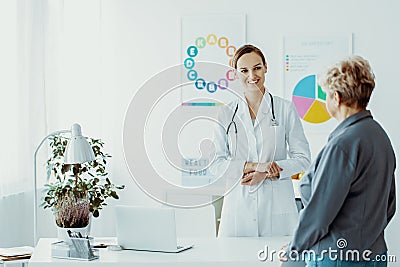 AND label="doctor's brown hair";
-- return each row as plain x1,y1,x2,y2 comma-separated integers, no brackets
230,44,267,70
